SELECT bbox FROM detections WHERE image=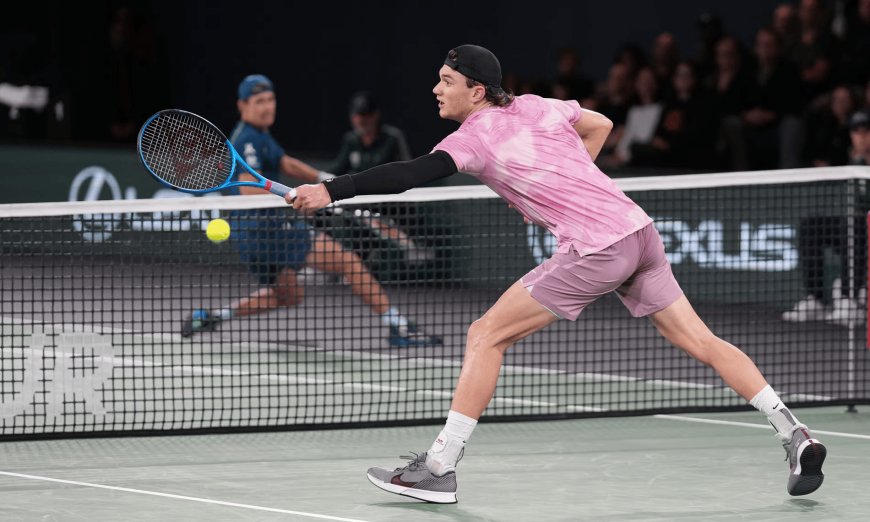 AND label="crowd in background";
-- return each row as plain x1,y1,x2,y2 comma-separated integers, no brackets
1,0,868,174
506,0,870,172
